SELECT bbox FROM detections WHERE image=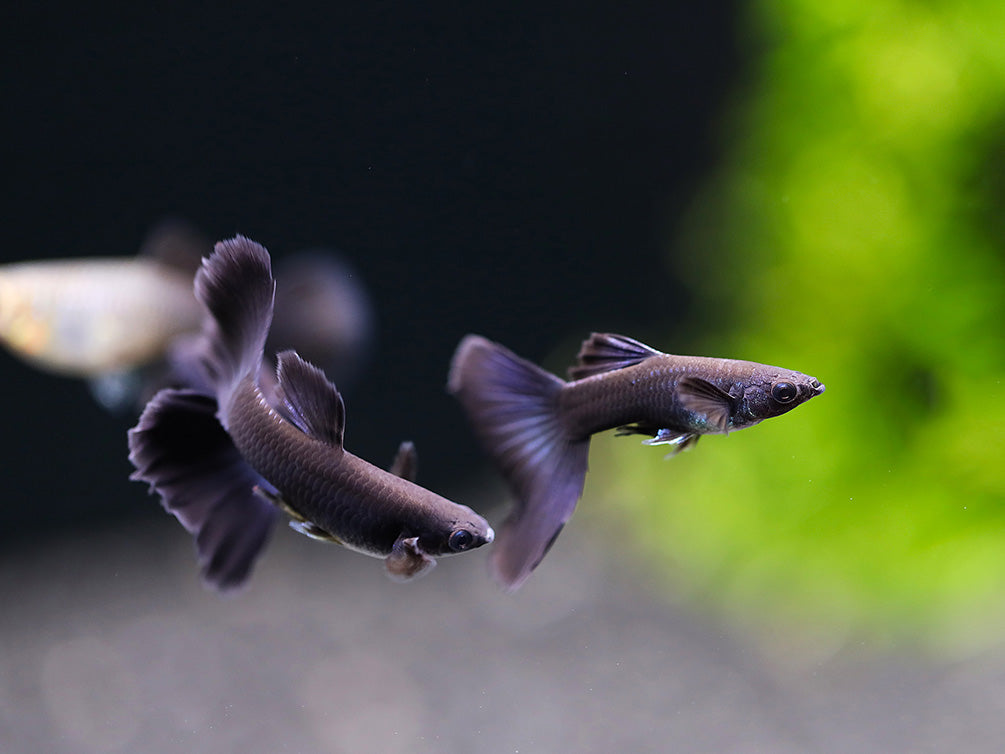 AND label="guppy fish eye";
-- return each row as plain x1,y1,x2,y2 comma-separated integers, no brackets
448,529,476,552
771,381,798,403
